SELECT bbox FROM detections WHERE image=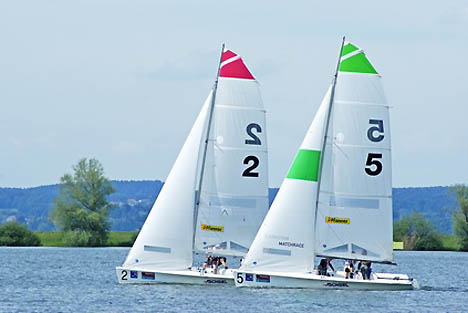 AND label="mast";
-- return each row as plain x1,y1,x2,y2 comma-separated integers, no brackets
312,37,346,246
192,43,225,250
